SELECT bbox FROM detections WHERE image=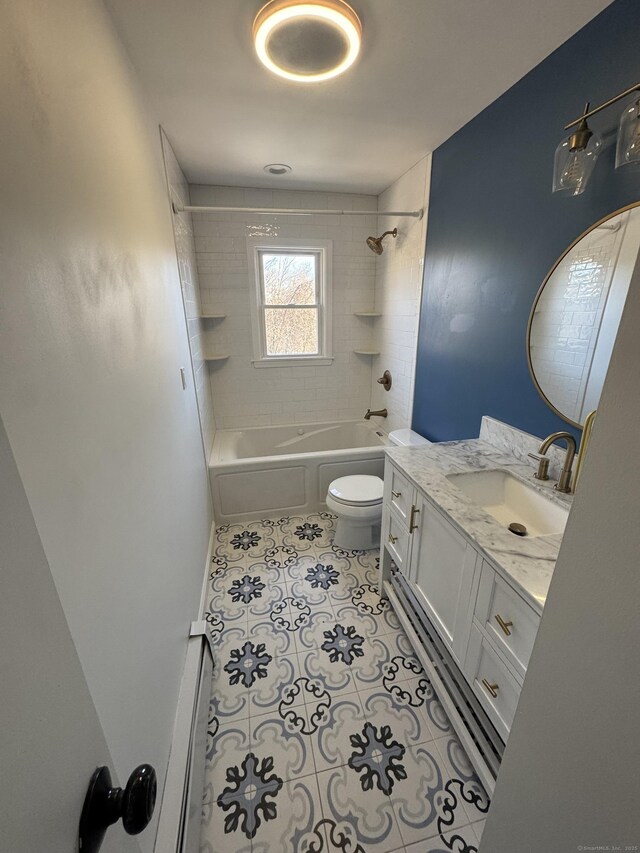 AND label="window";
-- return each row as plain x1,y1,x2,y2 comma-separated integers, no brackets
247,238,333,367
